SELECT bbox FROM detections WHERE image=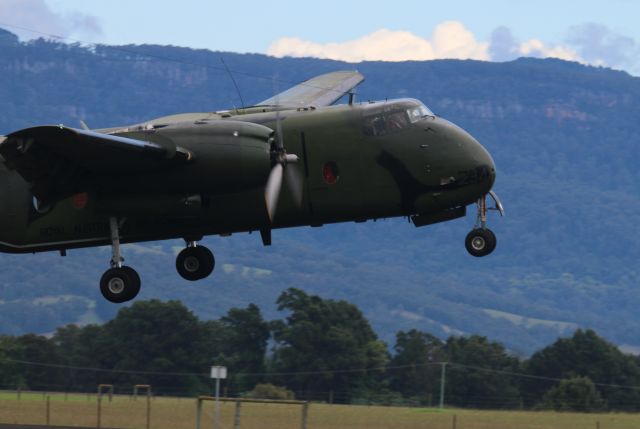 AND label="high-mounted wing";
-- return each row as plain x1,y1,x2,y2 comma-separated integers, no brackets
257,70,364,108
0,125,189,204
